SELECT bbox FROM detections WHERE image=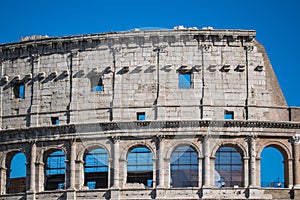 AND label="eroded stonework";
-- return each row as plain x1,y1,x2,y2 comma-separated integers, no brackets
0,28,299,199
